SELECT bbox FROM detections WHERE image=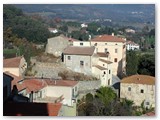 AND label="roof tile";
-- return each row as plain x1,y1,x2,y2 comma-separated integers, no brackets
121,75,155,85
3,56,23,68
91,34,125,43
63,46,95,56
